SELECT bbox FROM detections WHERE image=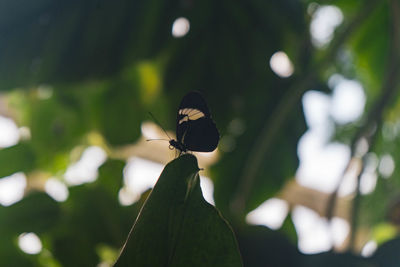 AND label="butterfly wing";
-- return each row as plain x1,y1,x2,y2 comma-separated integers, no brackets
177,91,211,116
176,91,219,152
181,117,219,152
